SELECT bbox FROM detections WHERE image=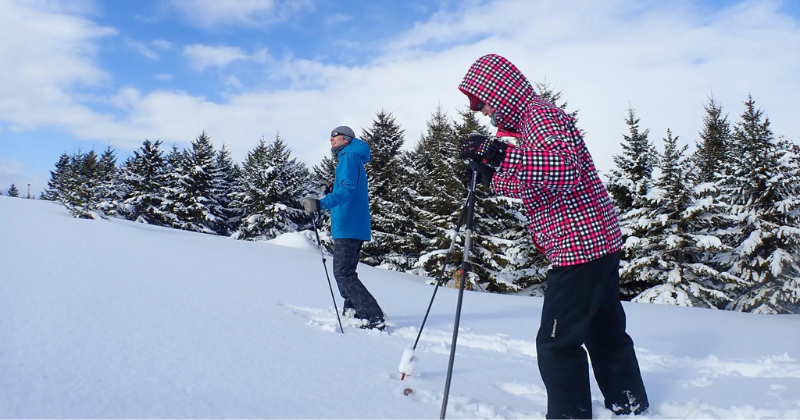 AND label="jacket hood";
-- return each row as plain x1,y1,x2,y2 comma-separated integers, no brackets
459,54,536,133
340,138,371,164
